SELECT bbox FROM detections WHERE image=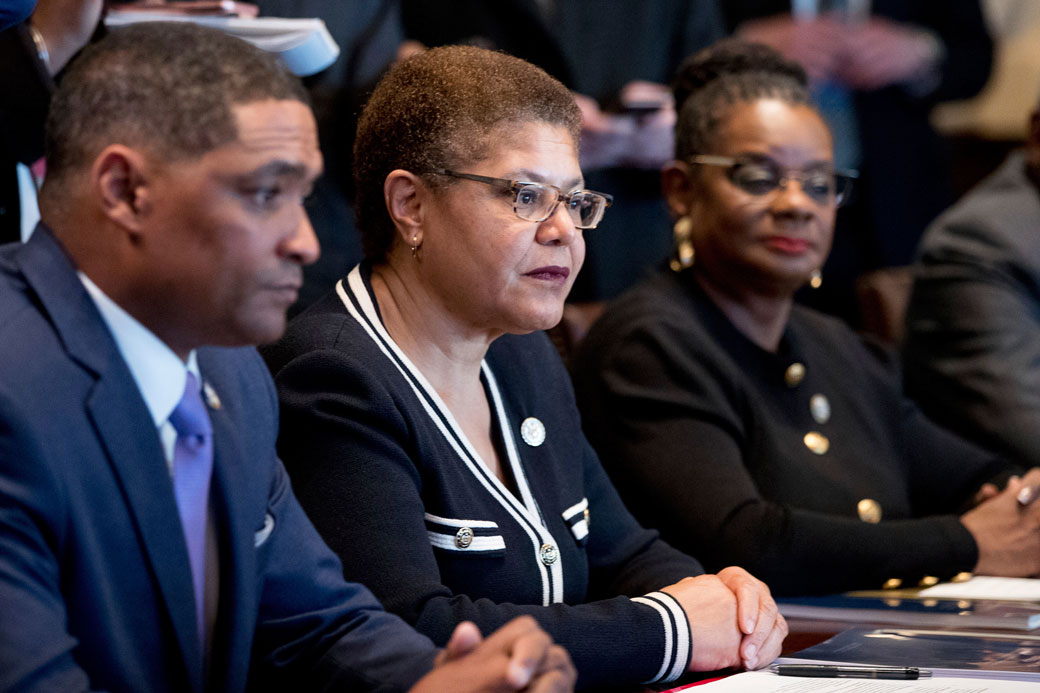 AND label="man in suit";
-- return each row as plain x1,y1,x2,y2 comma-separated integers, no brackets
904,98,1040,472
0,21,574,692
